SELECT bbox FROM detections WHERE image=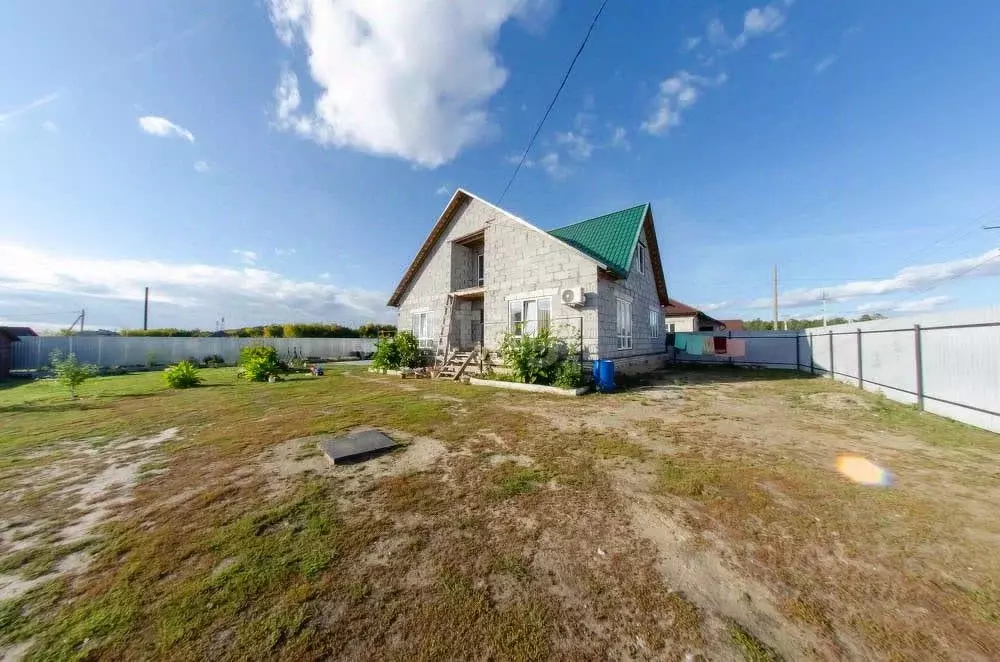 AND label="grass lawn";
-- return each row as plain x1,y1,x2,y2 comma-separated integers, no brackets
1,365,998,660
